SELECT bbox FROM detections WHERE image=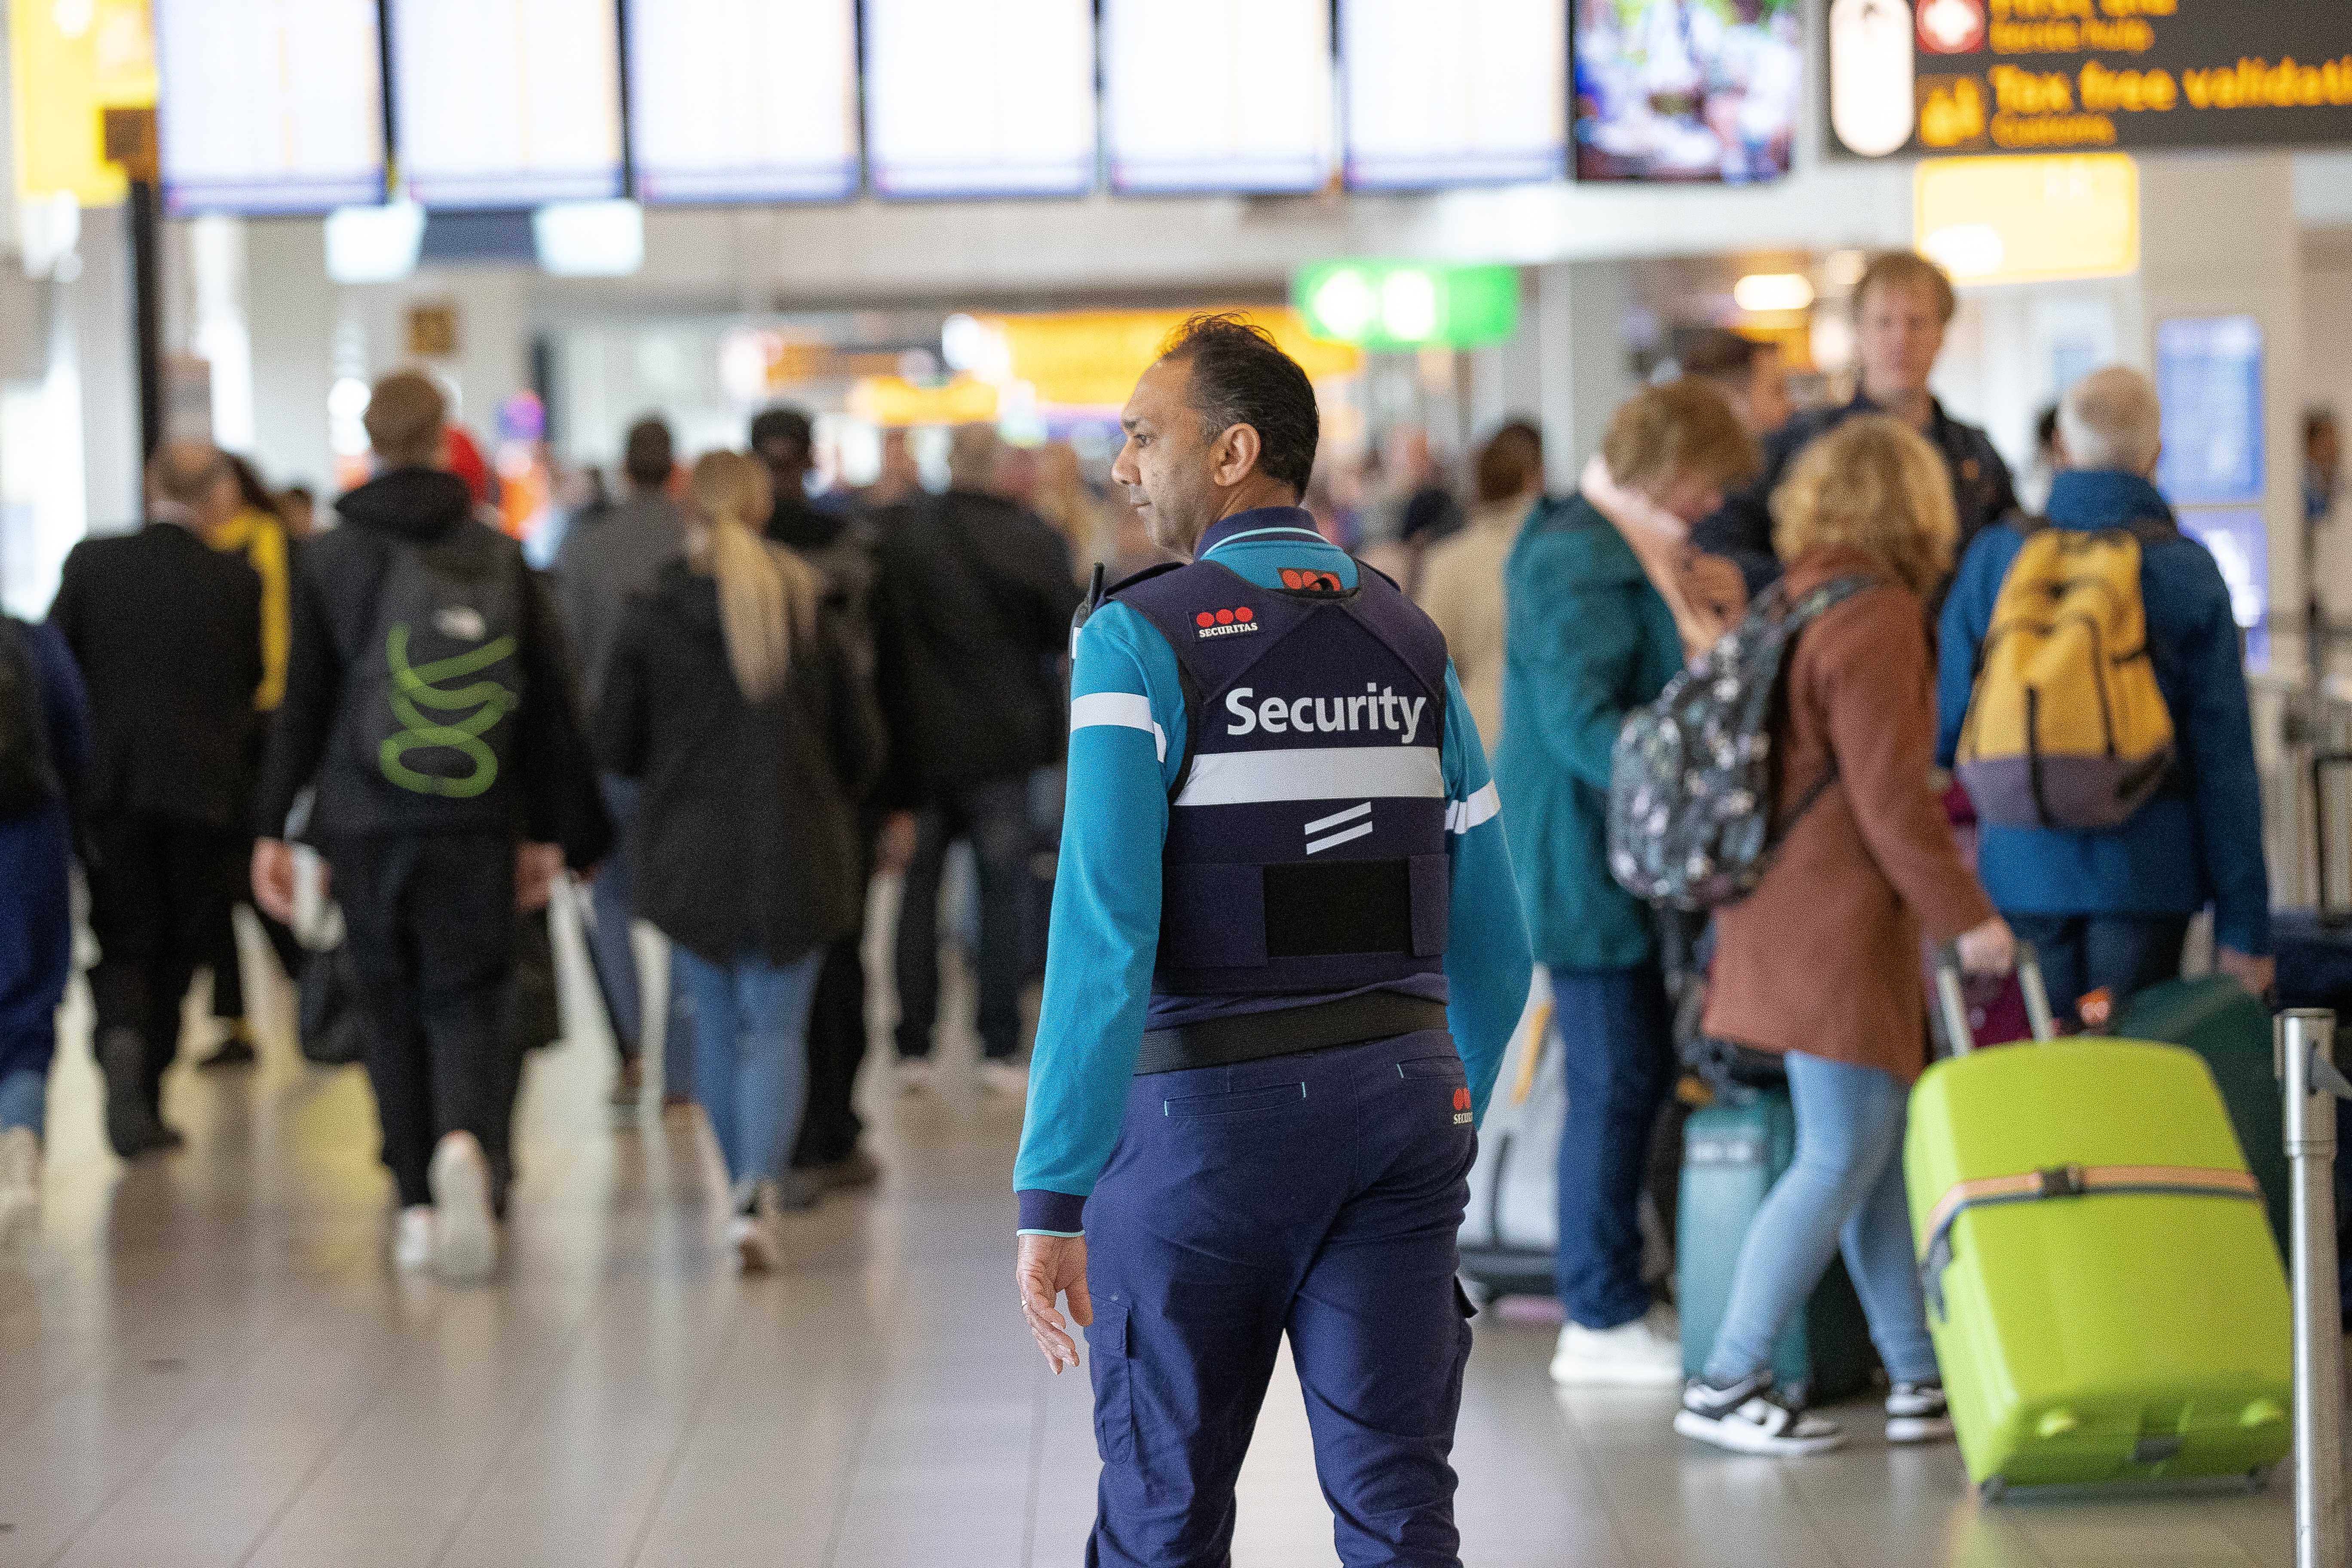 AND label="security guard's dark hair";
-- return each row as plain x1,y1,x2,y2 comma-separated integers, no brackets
1158,312,1319,497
